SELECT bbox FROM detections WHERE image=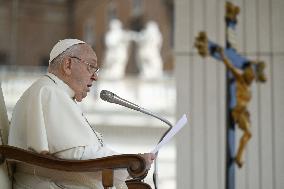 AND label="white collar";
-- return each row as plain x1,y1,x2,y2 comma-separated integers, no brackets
46,72,75,99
